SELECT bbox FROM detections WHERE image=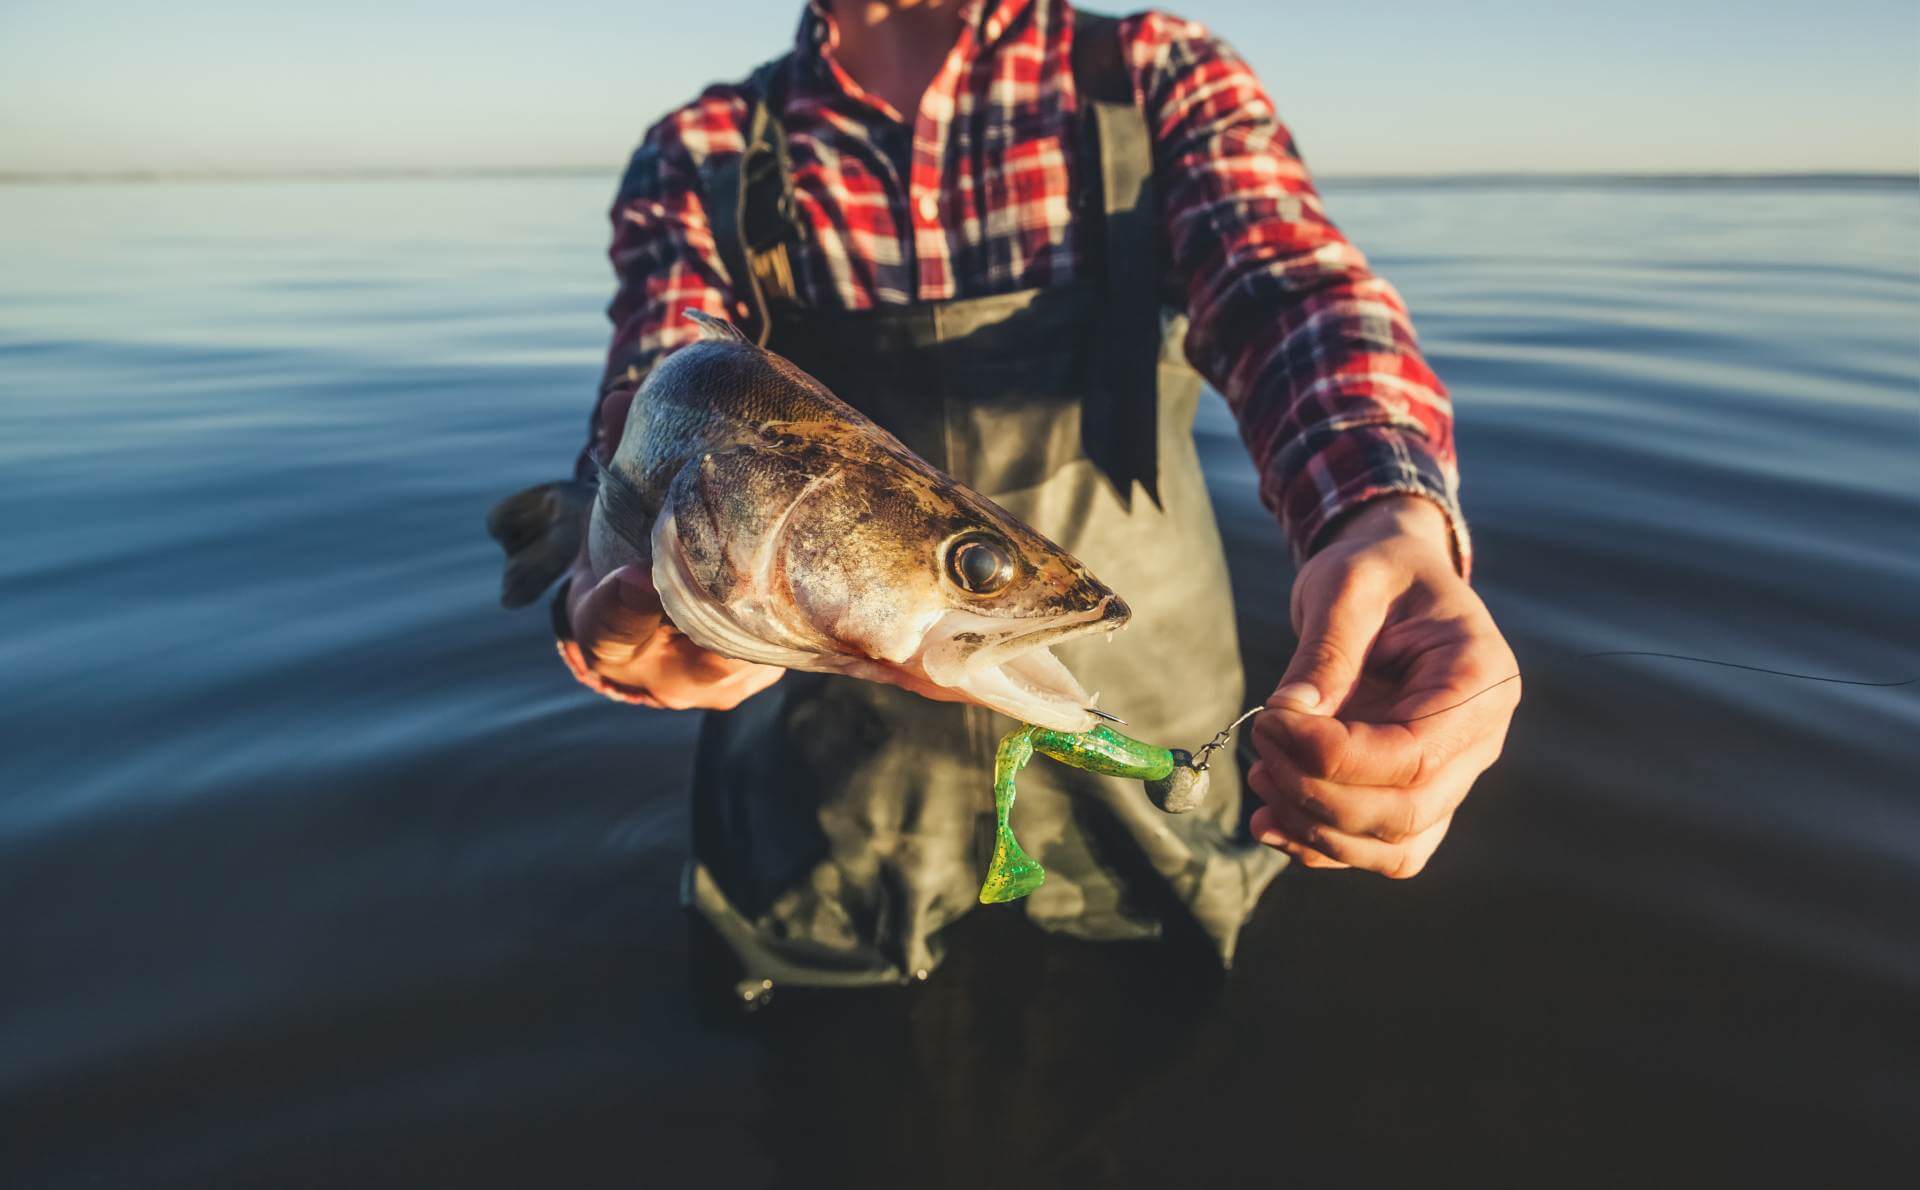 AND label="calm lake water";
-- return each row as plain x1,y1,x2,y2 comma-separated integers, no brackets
2,175,1916,1187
